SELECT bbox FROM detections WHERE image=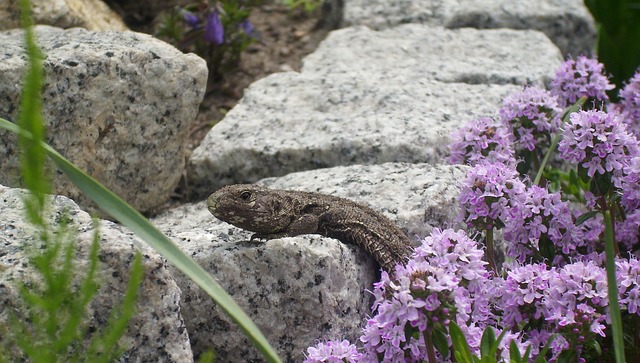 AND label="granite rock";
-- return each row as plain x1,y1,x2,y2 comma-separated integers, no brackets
0,26,207,214
151,162,467,361
0,184,193,362
0,0,128,31
188,24,560,197
302,25,562,85
337,0,595,56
